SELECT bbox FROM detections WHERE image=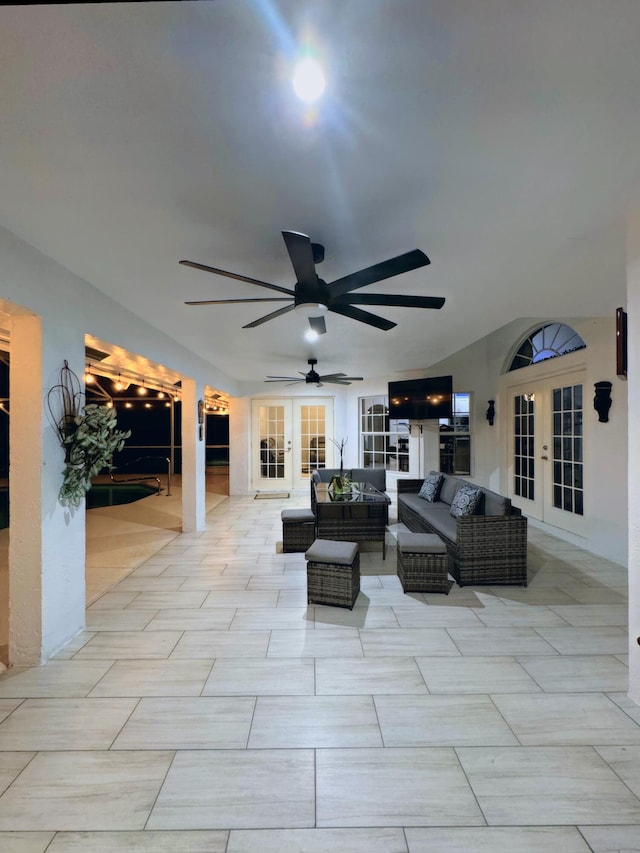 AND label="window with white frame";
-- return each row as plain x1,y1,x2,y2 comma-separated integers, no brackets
439,393,471,475
360,396,410,472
